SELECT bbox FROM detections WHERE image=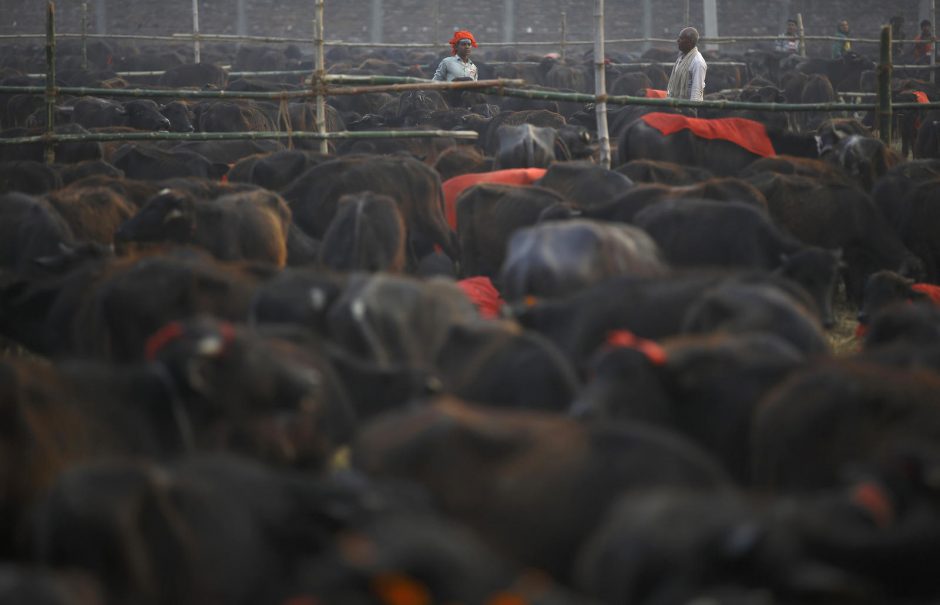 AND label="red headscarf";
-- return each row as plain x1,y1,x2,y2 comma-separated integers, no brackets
449,30,478,55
